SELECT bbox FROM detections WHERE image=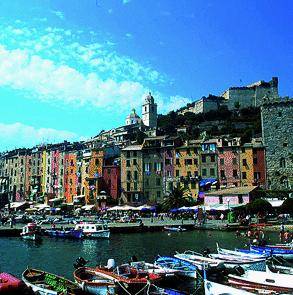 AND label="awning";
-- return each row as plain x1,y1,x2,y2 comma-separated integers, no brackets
73,195,85,200
48,197,64,203
200,178,217,187
267,199,285,207
5,201,27,209
81,205,95,211
34,204,50,210
107,205,136,211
